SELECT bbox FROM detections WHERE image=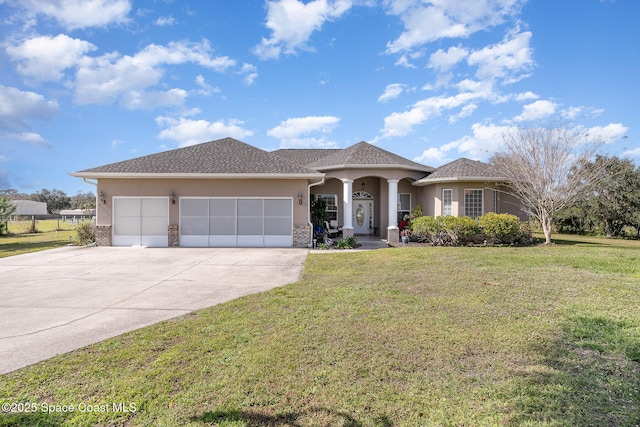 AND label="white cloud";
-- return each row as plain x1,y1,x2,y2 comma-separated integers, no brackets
413,140,460,164
467,30,534,82
17,0,132,30
378,83,405,103
584,123,628,144
377,80,497,139
623,147,640,158
74,40,236,108
451,122,514,159
514,100,557,122
6,34,97,82
384,0,525,53
4,132,51,147
194,75,220,96
154,16,176,26
253,0,353,60
156,116,254,147
0,85,59,131
239,63,259,86
268,116,340,139
515,91,538,101
428,45,468,72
